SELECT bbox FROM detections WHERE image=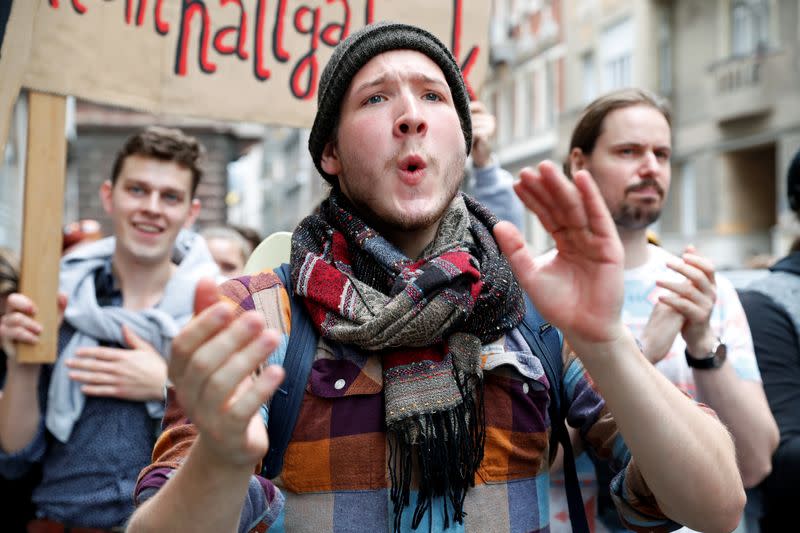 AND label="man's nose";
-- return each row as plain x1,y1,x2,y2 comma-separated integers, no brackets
640,151,659,174
143,191,161,213
394,93,427,137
